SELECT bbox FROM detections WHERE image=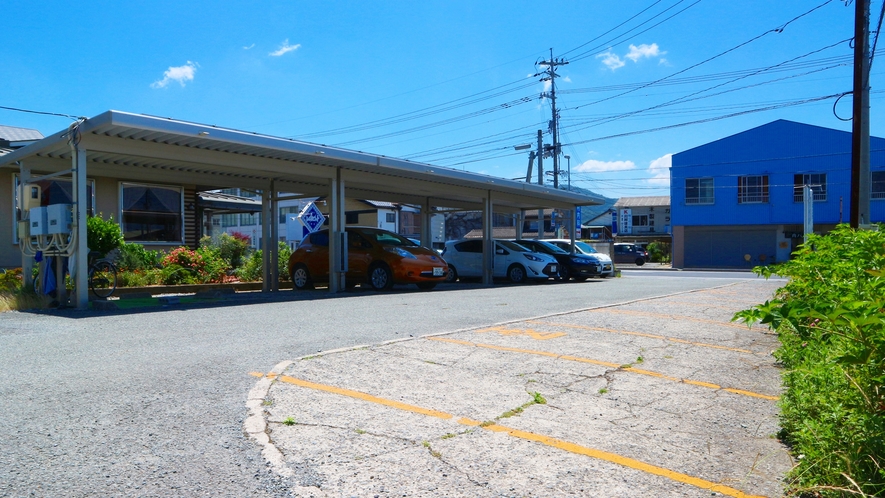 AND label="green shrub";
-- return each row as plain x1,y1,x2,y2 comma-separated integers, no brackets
734,224,885,497
0,268,23,292
116,242,162,272
646,241,671,263
235,242,291,282
86,214,124,257
236,250,263,282
201,232,250,269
